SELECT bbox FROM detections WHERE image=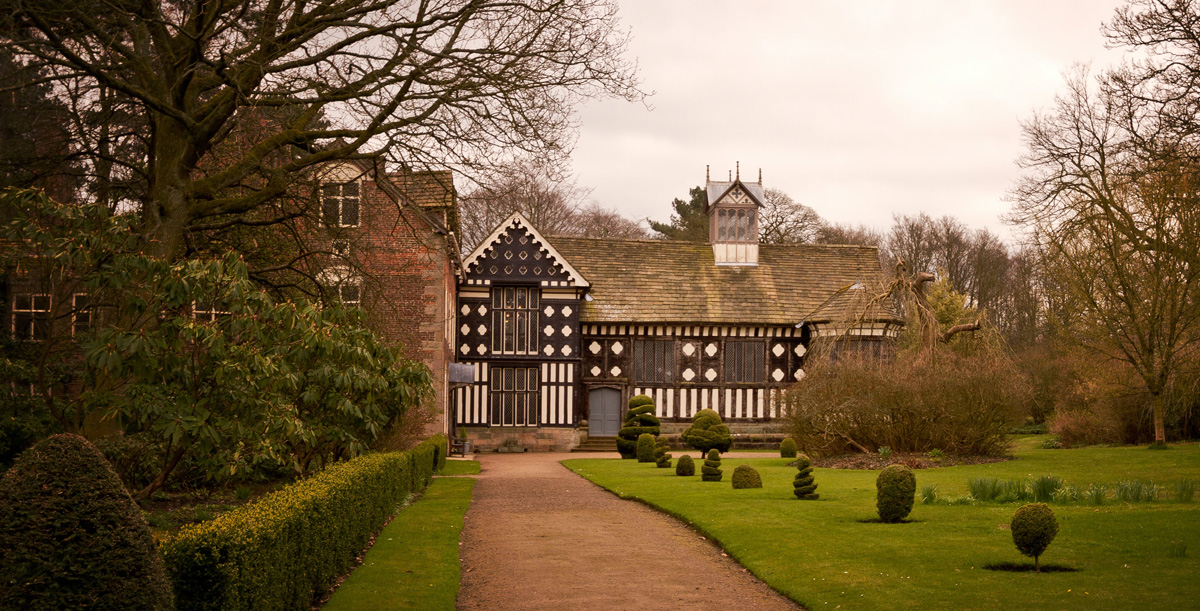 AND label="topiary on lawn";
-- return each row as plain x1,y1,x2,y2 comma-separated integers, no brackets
676,454,695,476
701,448,723,482
682,408,732,457
655,436,672,468
0,434,173,611
876,464,916,523
1011,503,1059,572
731,464,762,489
617,394,660,459
793,453,819,500
636,433,657,463
780,437,798,458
